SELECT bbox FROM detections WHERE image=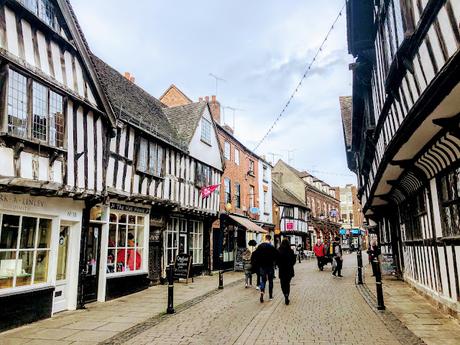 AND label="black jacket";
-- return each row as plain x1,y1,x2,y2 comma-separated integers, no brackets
251,242,278,269
277,246,296,279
